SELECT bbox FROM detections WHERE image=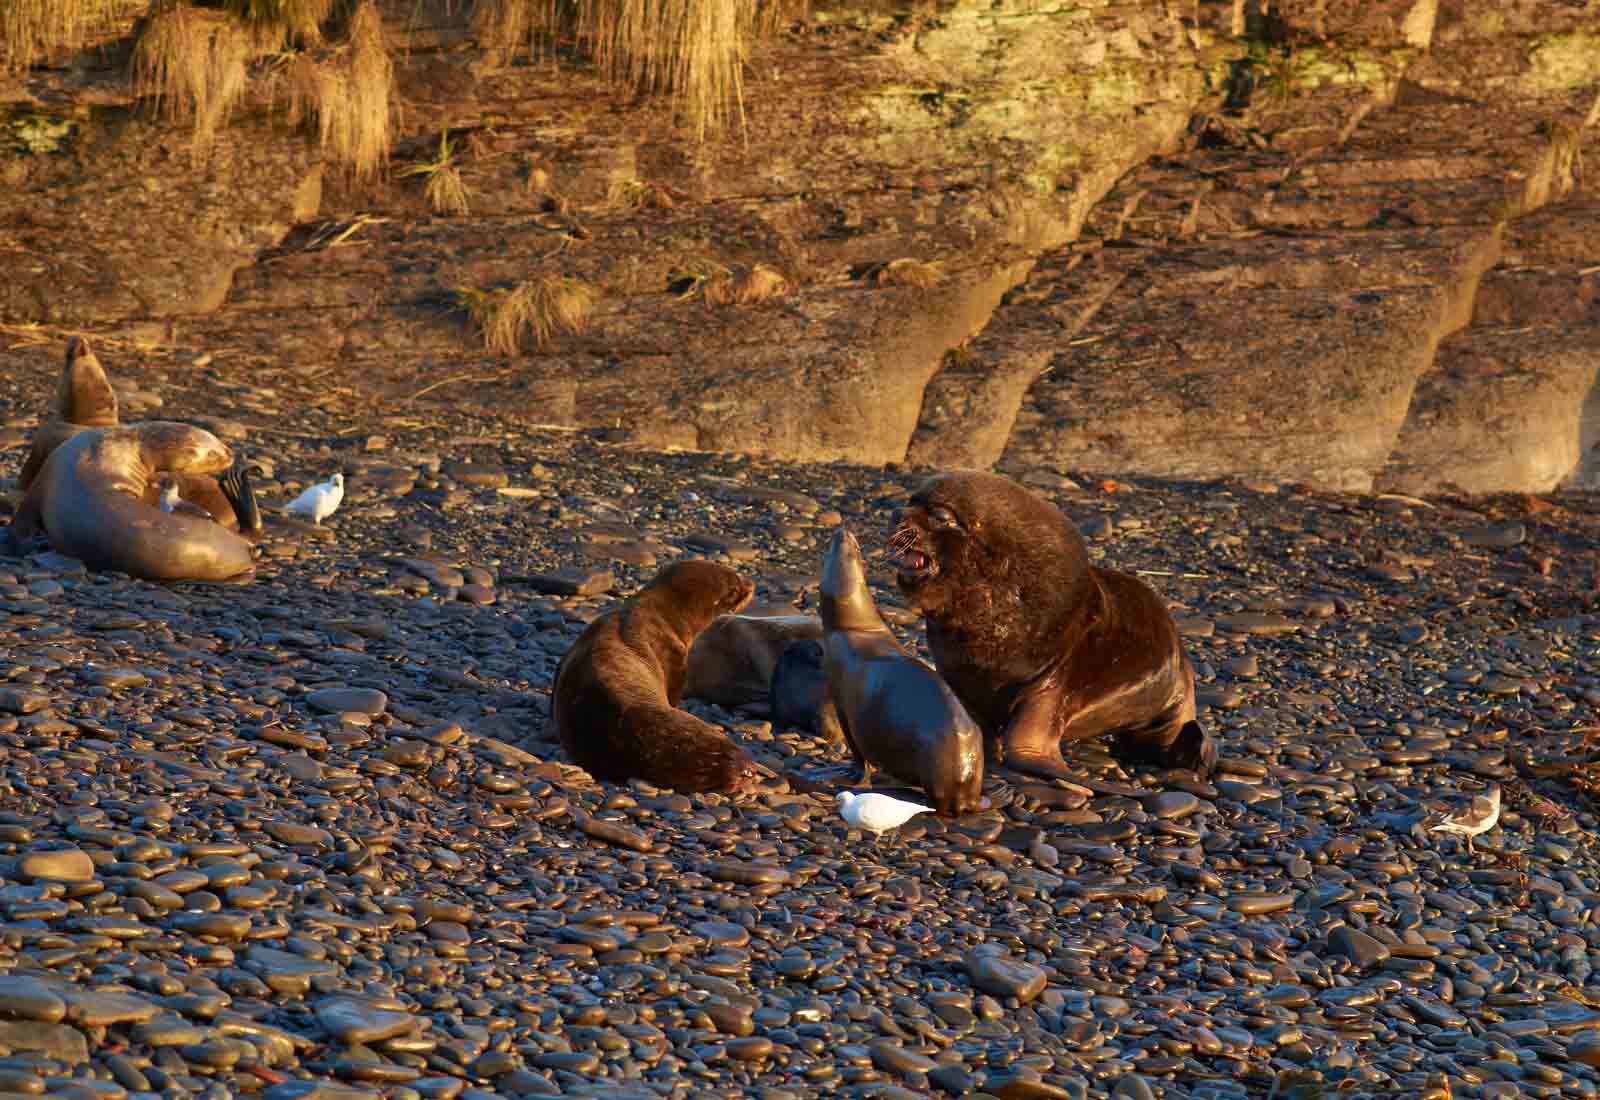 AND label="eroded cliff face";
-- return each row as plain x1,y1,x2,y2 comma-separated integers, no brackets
1,0,1596,491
